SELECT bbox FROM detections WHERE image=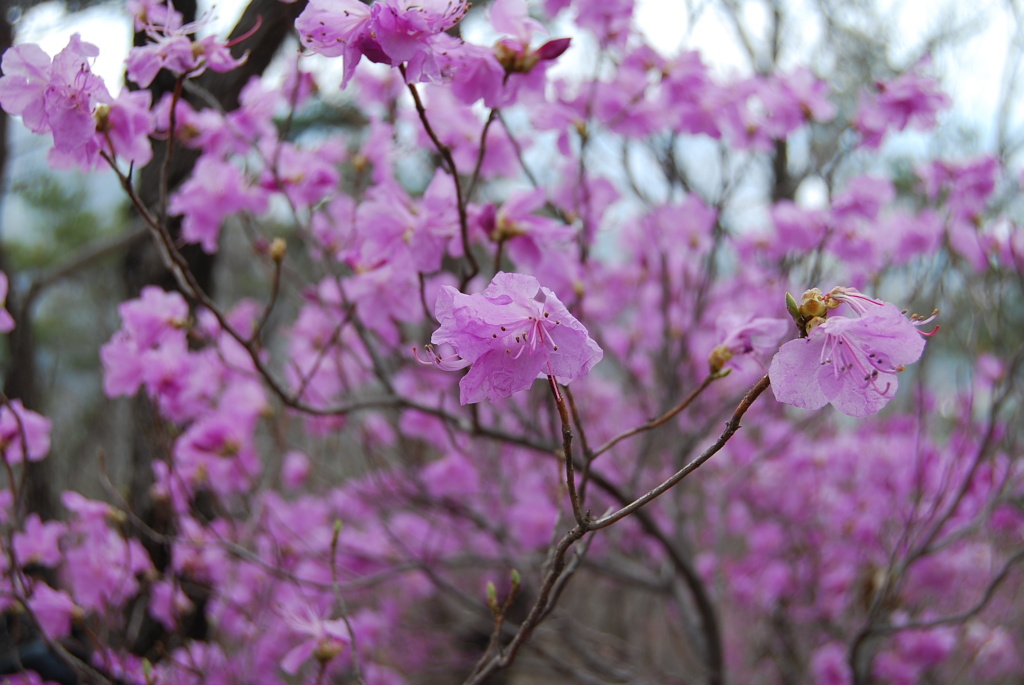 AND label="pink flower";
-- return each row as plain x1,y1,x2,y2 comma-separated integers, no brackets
41,36,111,161
101,286,190,398
281,450,311,489
126,12,247,88
259,140,341,209
779,66,836,123
373,0,468,83
855,67,951,149
27,583,77,639
62,509,153,610
0,43,54,133
575,0,634,47
0,35,113,167
297,0,468,87
119,285,189,350
94,87,155,166
770,201,827,253
483,189,576,271
149,579,194,630
810,642,852,685
768,289,930,417
13,514,65,567
0,399,52,463
128,0,184,32
172,387,265,496
295,0,374,87
917,156,999,224
424,272,603,404
709,313,790,373
278,602,351,675
169,155,267,253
